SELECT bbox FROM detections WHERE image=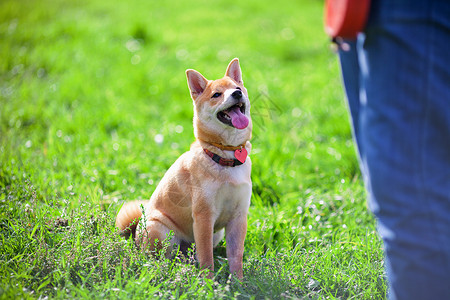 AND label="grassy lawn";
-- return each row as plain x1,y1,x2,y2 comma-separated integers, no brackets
0,0,386,298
